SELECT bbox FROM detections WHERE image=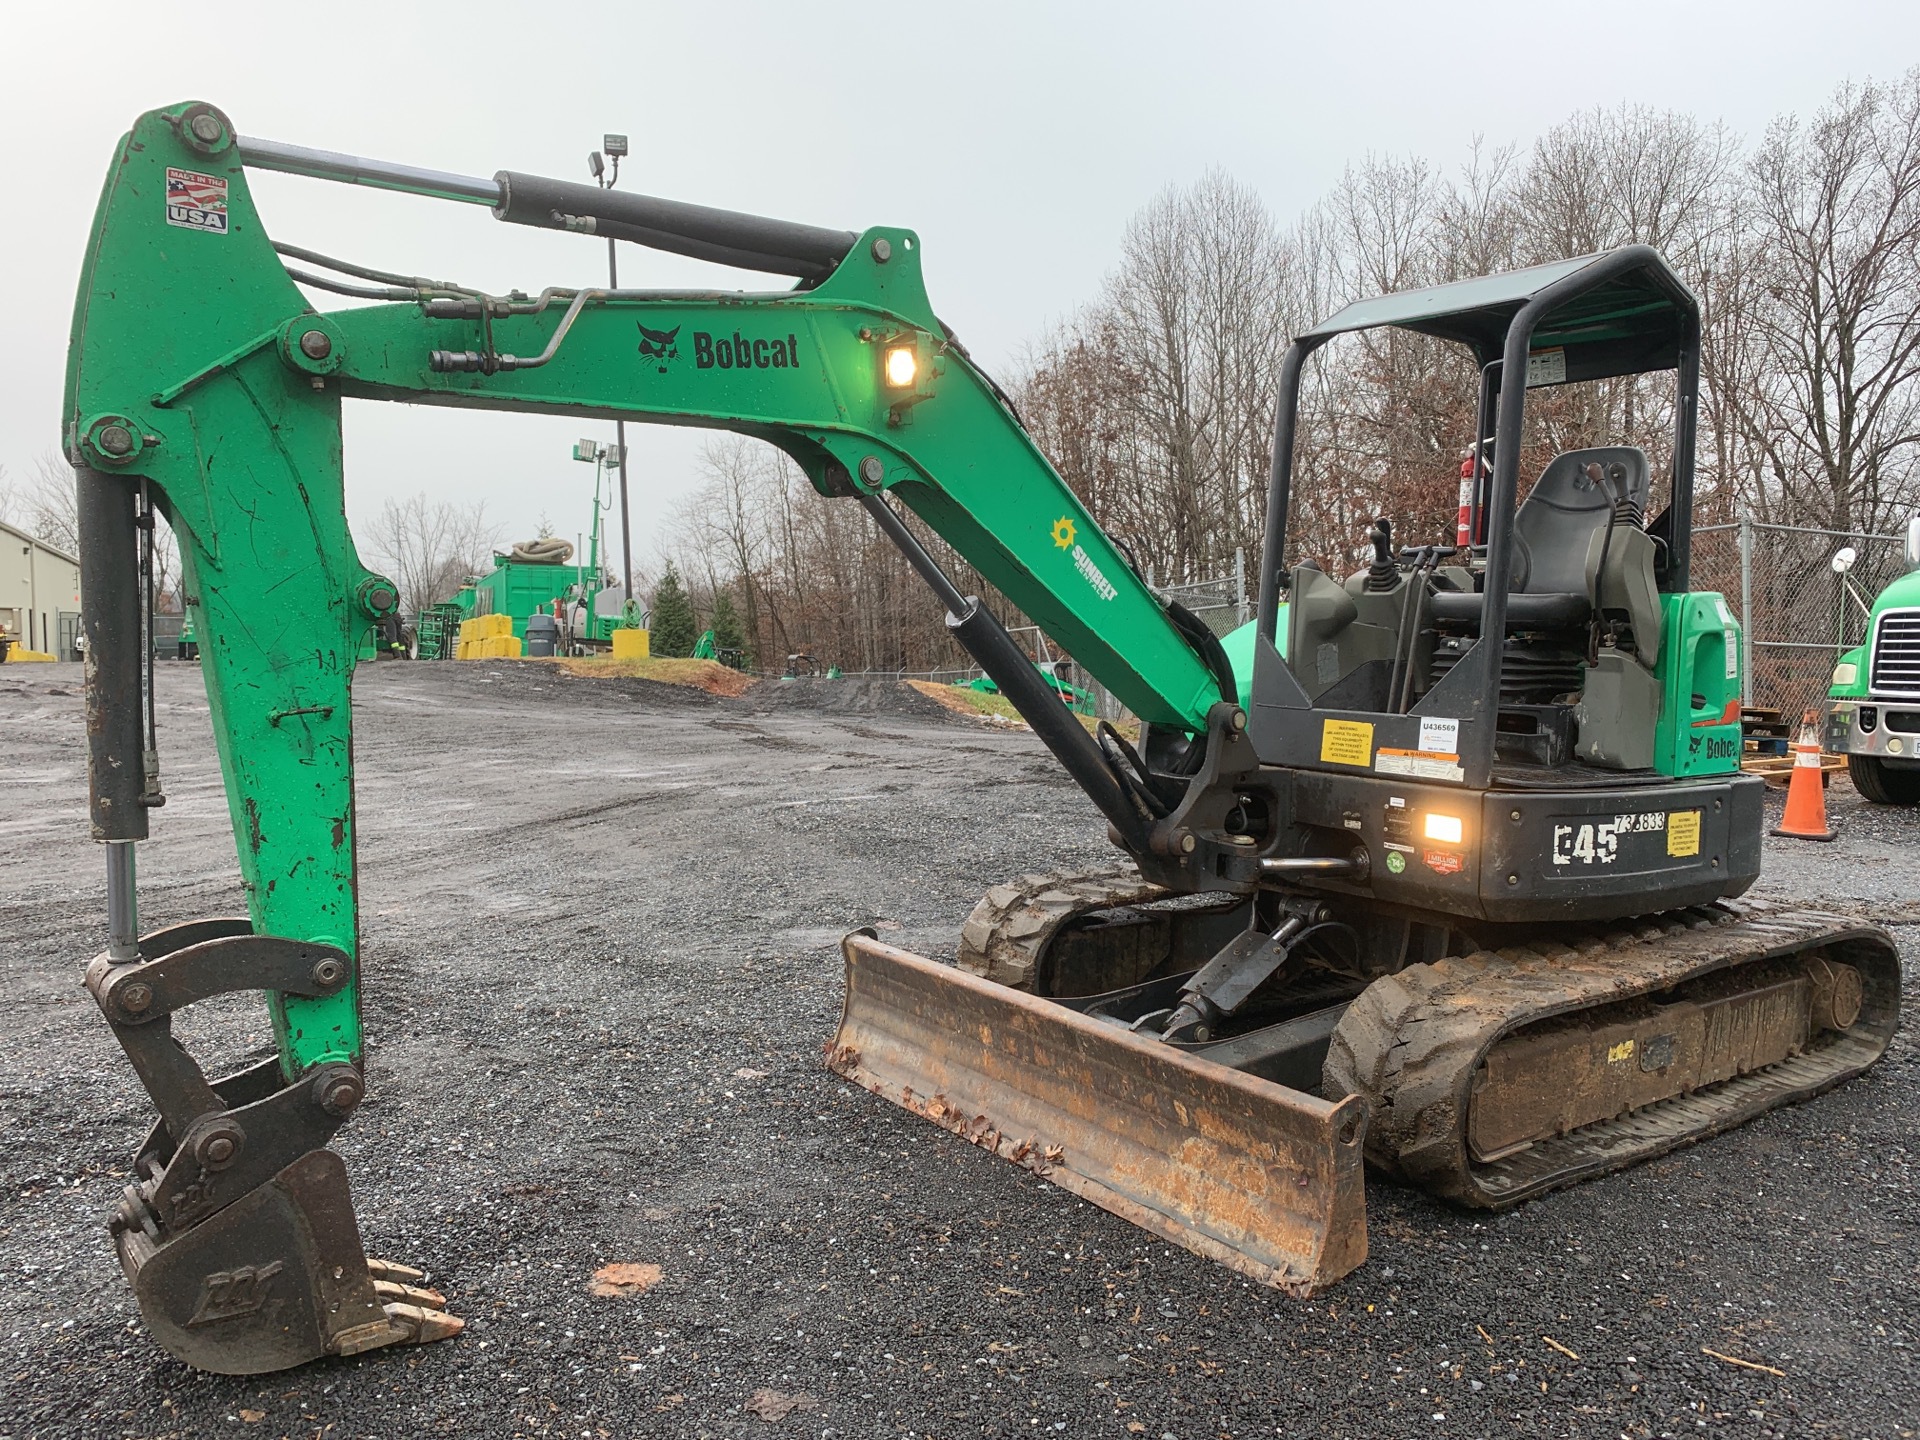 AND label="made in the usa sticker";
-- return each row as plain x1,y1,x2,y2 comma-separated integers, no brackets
166,167,229,234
